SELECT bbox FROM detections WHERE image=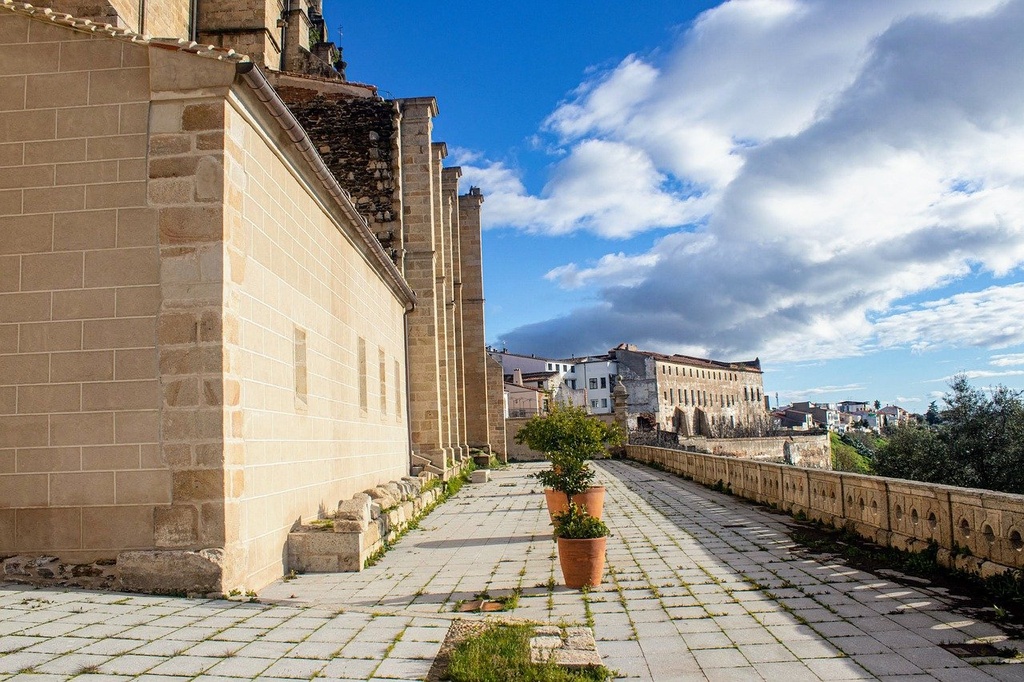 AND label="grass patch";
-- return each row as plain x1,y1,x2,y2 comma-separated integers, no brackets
445,623,608,682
